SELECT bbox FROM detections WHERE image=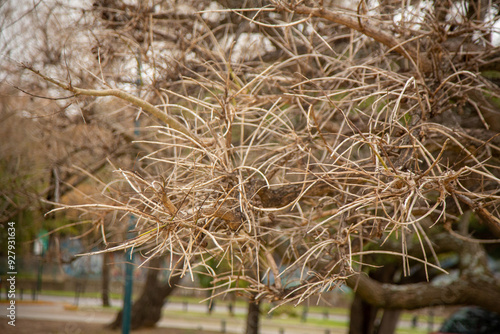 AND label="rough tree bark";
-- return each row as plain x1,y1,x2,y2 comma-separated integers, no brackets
109,257,182,329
